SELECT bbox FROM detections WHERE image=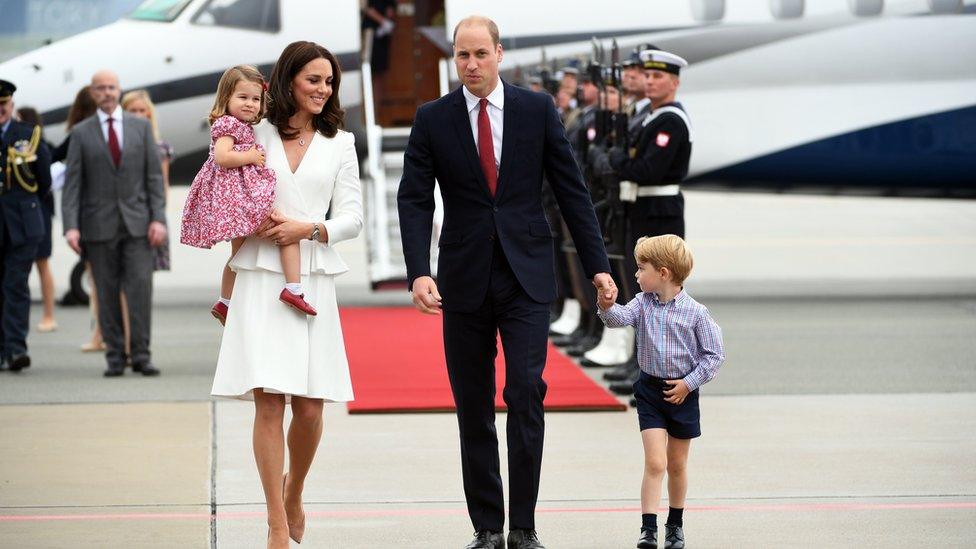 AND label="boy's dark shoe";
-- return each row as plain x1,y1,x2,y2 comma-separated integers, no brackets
507,529,544,549
465,530,504,549
637,528,658,548
664,525,685,549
